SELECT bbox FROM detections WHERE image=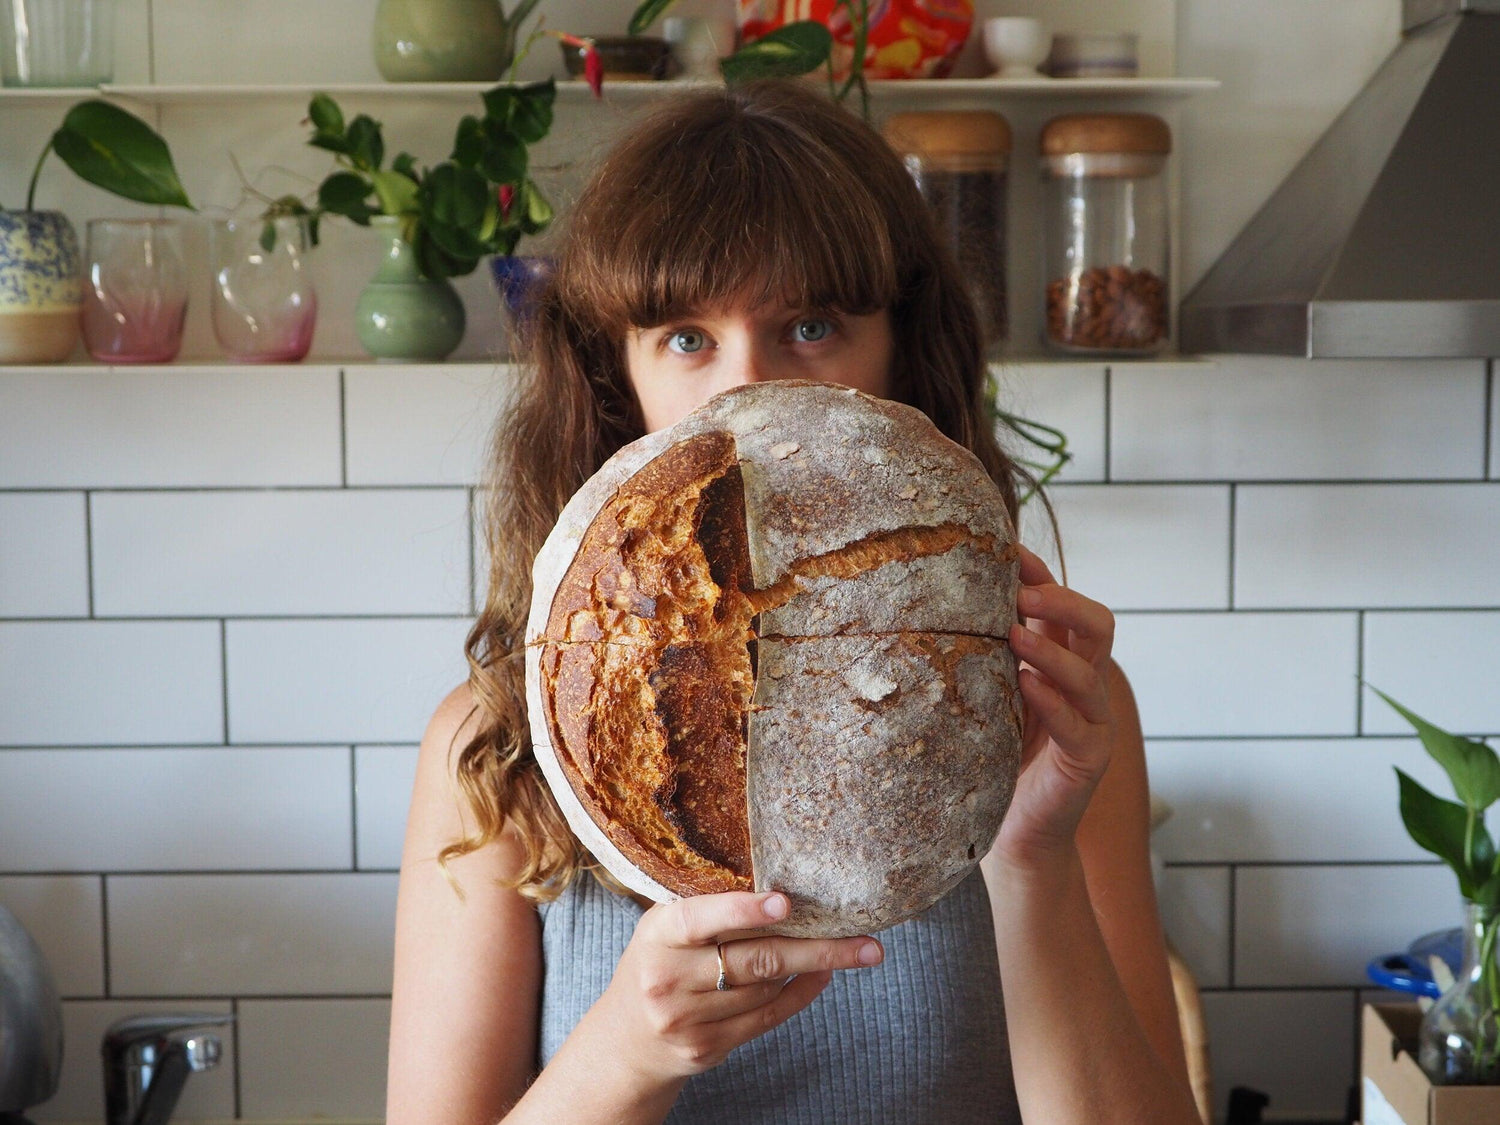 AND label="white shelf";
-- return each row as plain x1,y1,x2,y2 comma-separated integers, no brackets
3,355,1218,374
0,75,1219,106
